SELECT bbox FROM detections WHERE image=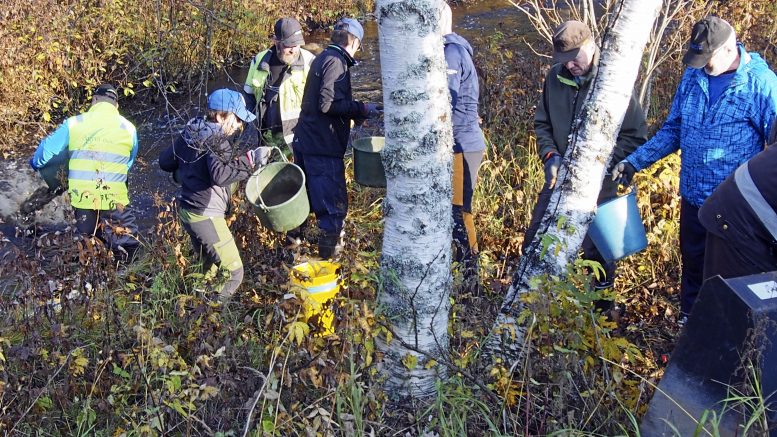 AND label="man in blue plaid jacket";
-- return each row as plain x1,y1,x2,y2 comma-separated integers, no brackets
611,16,777,322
